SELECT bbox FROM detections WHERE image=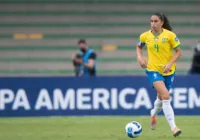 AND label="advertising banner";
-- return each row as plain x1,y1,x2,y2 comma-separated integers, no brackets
0,76,199,117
